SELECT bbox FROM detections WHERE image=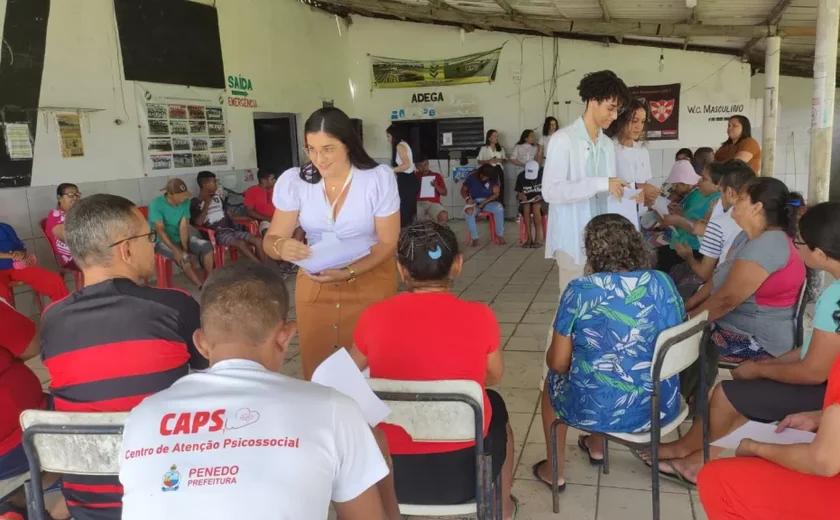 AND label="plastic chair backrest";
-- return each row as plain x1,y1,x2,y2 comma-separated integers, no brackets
795,281,809,347
20,410,127,475
138,206,149,219
367,379,484,443
651,311,709,380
